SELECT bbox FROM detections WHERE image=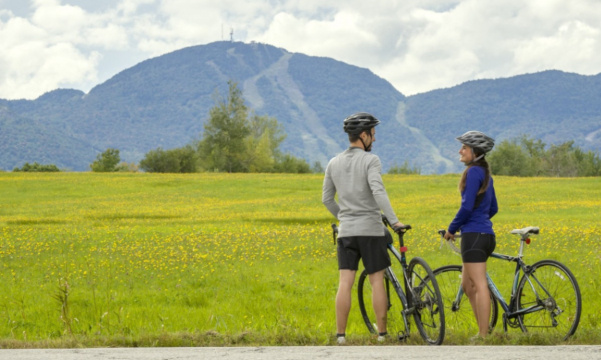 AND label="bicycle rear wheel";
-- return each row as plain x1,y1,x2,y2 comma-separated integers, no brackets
407,257,445,345
433,265,498,335
358,268,408,339
516,259,581,340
